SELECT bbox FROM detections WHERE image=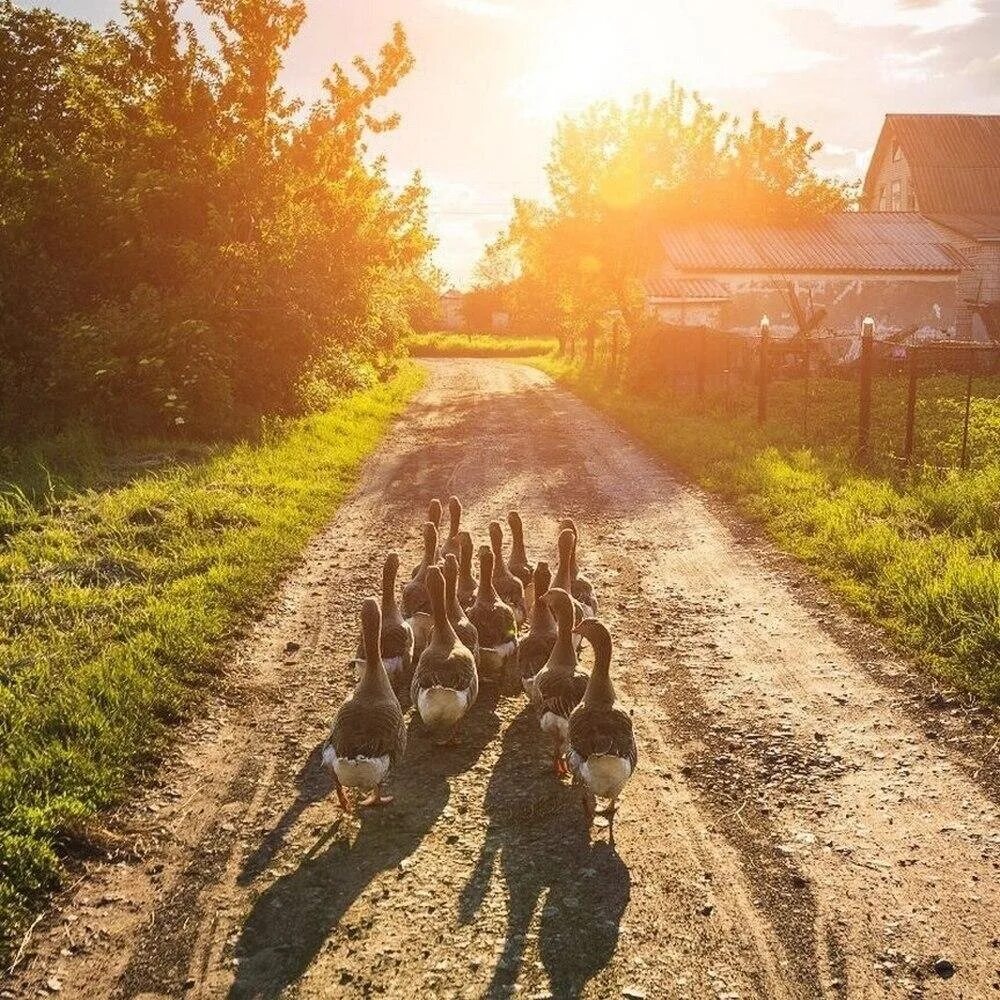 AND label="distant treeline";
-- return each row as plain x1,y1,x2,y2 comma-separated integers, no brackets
0,0,438,438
